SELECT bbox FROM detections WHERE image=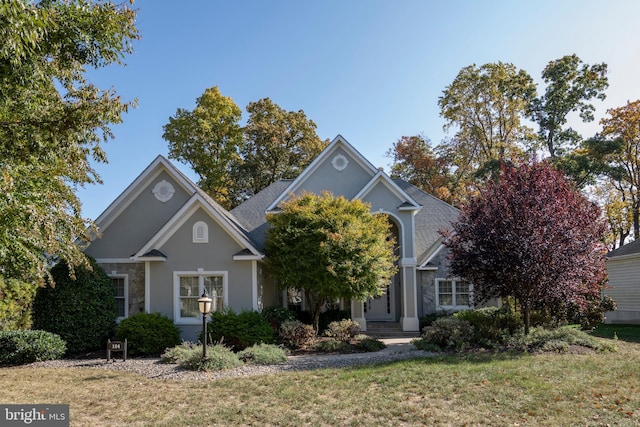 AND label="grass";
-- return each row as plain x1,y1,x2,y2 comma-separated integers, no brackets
1,338,639,426
590,323,640,343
